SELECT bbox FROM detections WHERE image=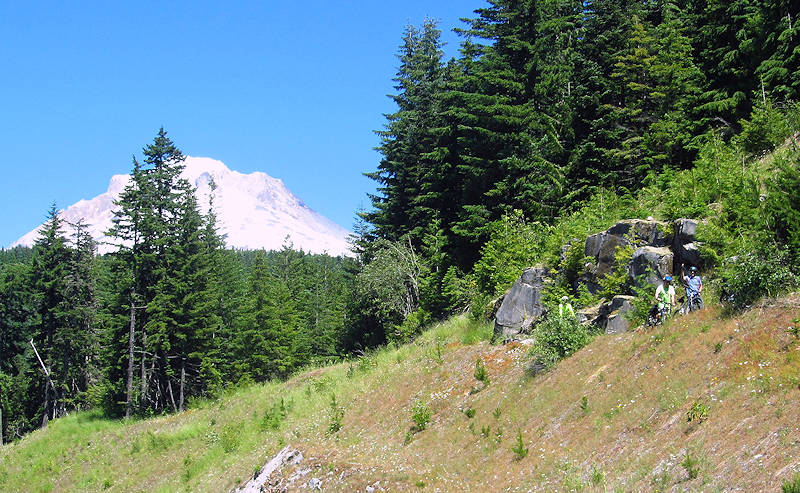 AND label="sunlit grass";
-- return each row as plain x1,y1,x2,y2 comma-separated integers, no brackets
2,299,800,491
